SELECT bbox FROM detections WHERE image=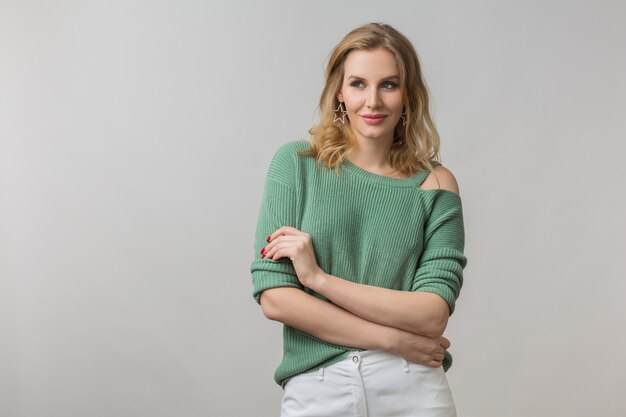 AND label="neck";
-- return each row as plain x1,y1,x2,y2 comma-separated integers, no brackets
347,135,395,174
